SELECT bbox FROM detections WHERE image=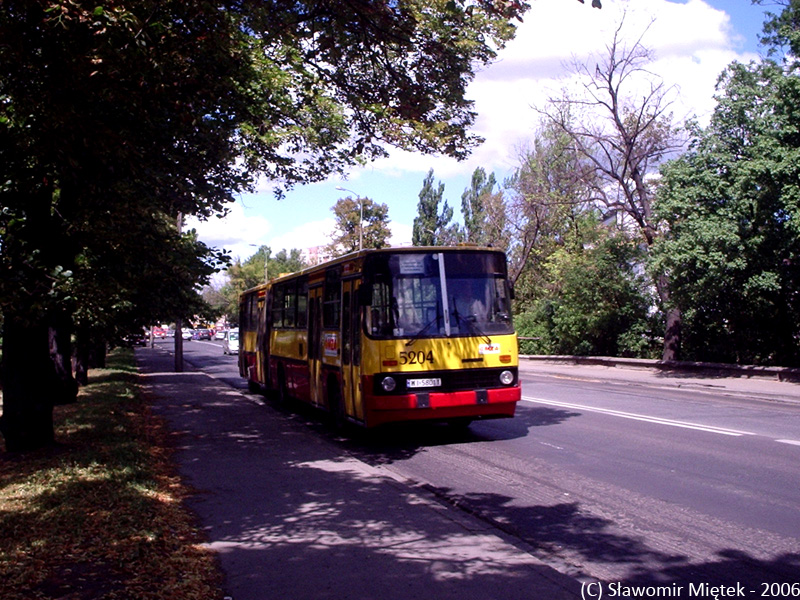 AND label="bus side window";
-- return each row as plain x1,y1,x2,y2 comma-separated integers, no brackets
370,308,382,335
284,282,296,328
323,267,341,329
368,281,393,336
342,291,351,365
272,285,284,327
297,278,308,328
